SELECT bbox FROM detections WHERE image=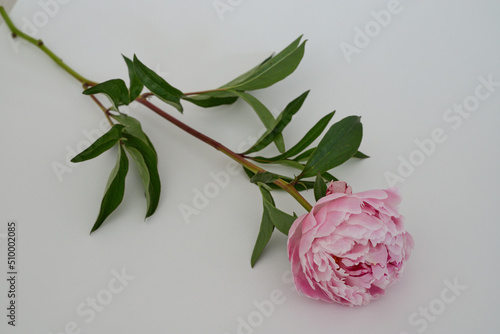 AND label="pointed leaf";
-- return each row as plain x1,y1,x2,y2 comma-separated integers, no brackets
243,168,314,191
222,53,275,89
314,174,327,201
91,145,129,233
250,172,280,184
293,147,316,162
122,133,161,218
124,146,152,217
249,156,305,170
252,111,335,162
230,91,285,153
221,36,306,91
258,184,296,235
321,171,338,182
112,114,160,217
133,55,184,113
122,55,144,101
270,159,304,170
83,79,130,110
71,124,124,163
300,116,363,178
353,151,369,159
250,207,274,267
182,95,238,108
112,114,157,156
259,182,276,205
243,91,309,155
